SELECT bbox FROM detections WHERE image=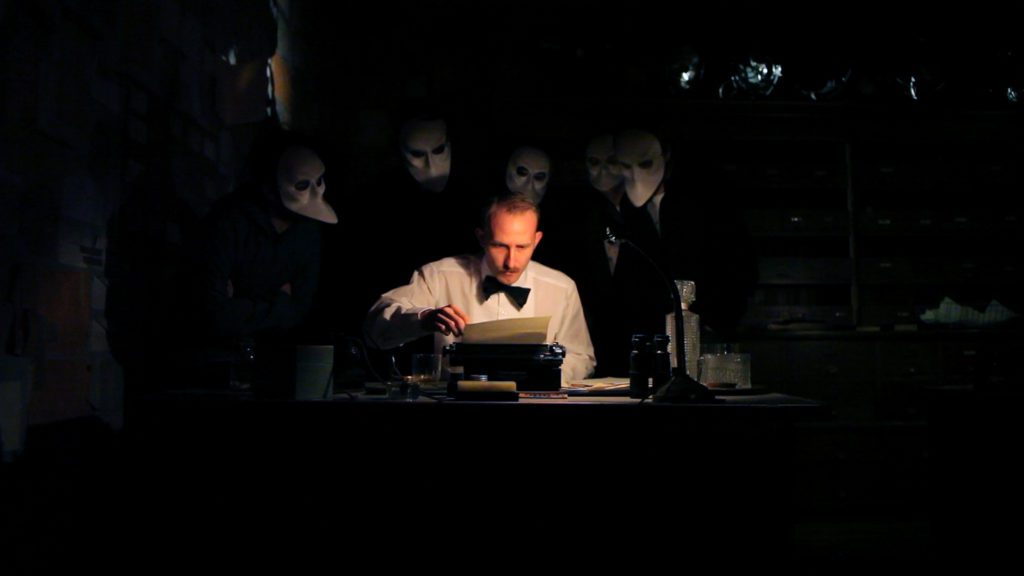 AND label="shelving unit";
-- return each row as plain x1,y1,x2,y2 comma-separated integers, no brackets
699,102,1024,420
729,137,855,329
667,103,1024,334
